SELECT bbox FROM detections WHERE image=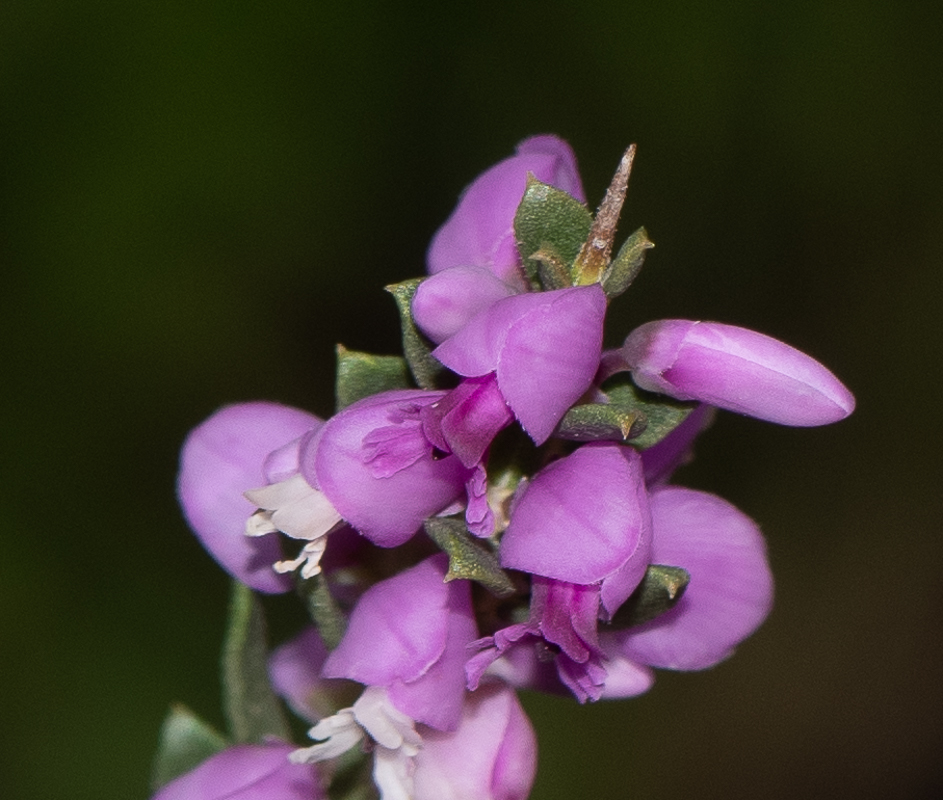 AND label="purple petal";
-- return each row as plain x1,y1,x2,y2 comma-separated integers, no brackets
610,486,774,670
500,443,652,596
152,743,323,800
427,135,585,286
413,682,537,800
306,391,468,547
420,374,514,468
177,402,322,593
623,320,856,426
323,555,476,730
433,286,606,445
496,285,606,444
412,266,521,344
